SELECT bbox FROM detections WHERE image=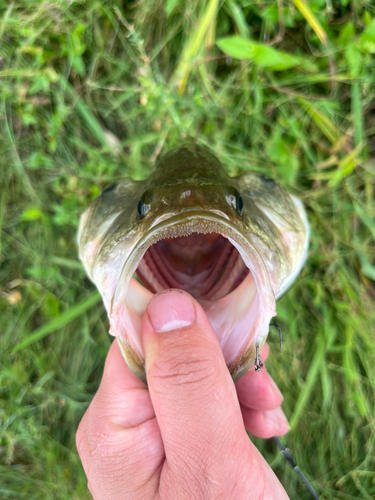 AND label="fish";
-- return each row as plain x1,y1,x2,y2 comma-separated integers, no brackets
78,144,309,383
